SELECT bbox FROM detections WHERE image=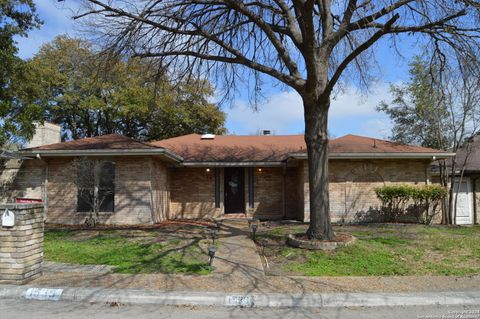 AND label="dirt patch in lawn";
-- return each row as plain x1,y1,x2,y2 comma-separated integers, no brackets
255,222,480,277
46,219,216,230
